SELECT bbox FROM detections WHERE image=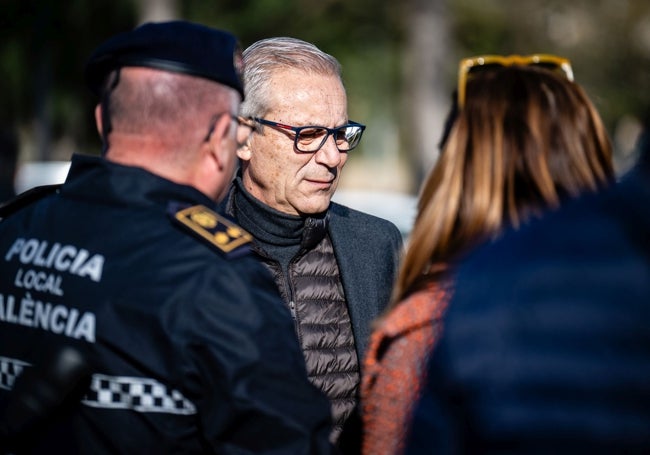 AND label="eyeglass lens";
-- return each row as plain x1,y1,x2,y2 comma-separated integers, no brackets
296,125,363,152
